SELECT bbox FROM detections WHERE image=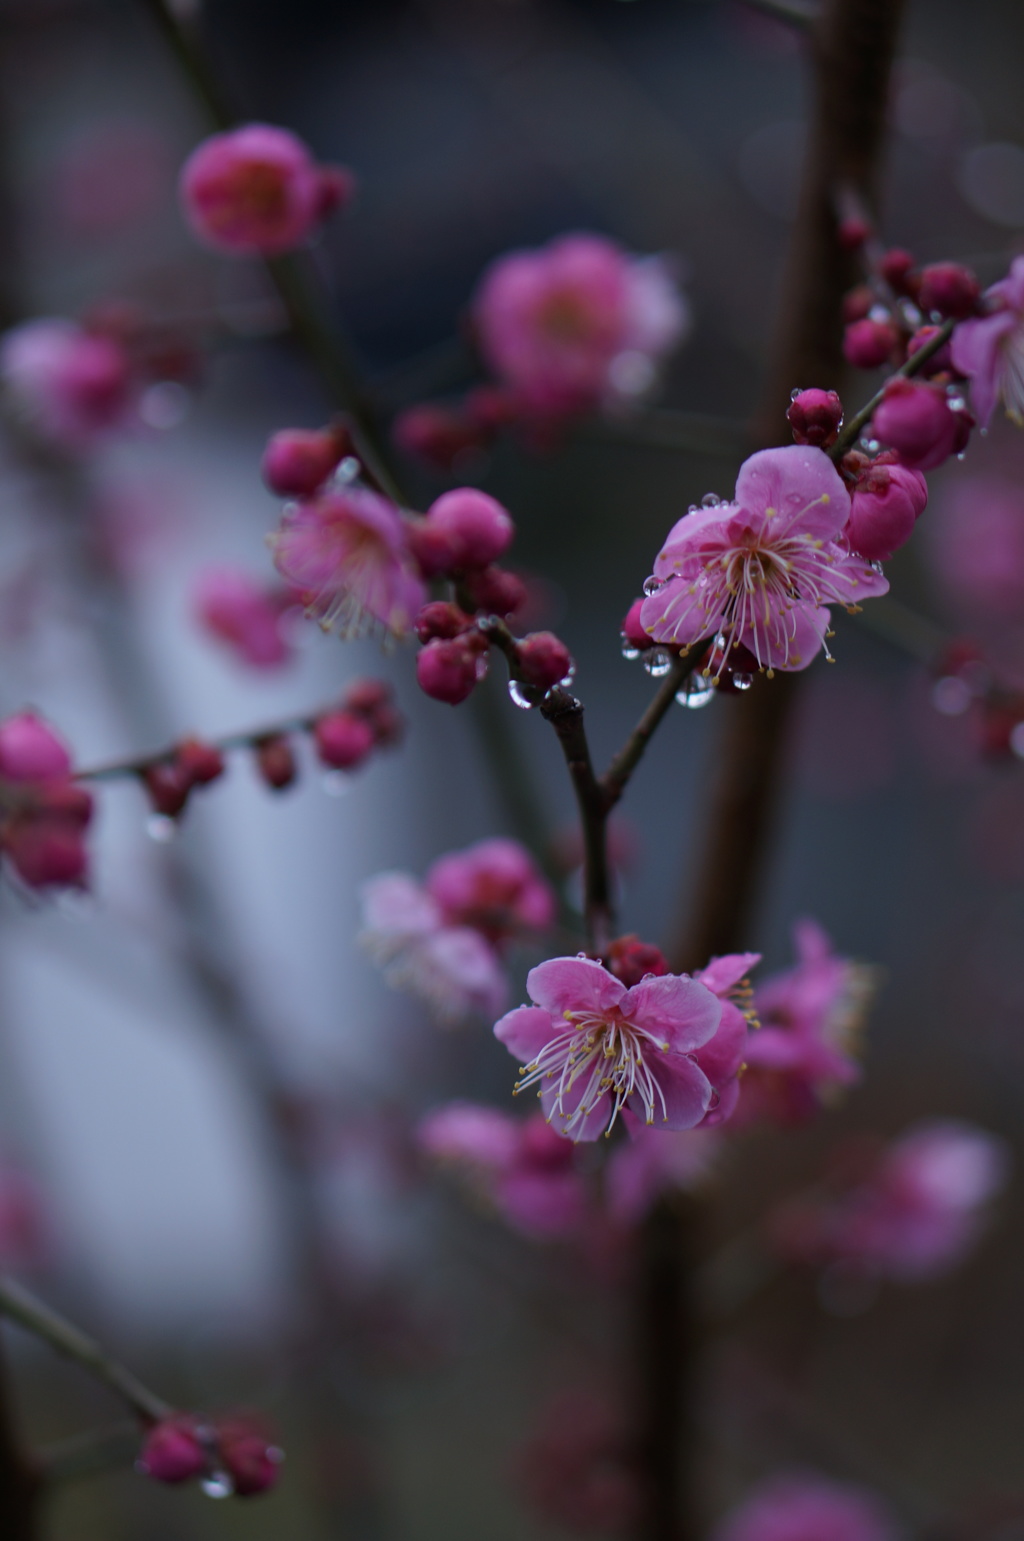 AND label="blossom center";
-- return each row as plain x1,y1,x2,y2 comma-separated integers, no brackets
516,1007,672,1135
